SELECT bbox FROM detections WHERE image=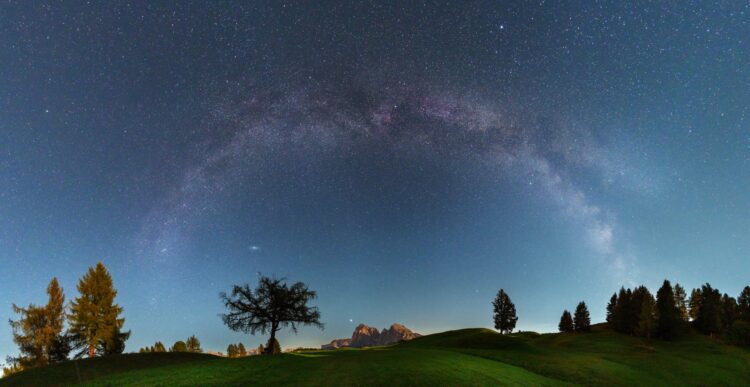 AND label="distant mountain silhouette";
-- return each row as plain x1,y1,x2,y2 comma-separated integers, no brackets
322,323,420,349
